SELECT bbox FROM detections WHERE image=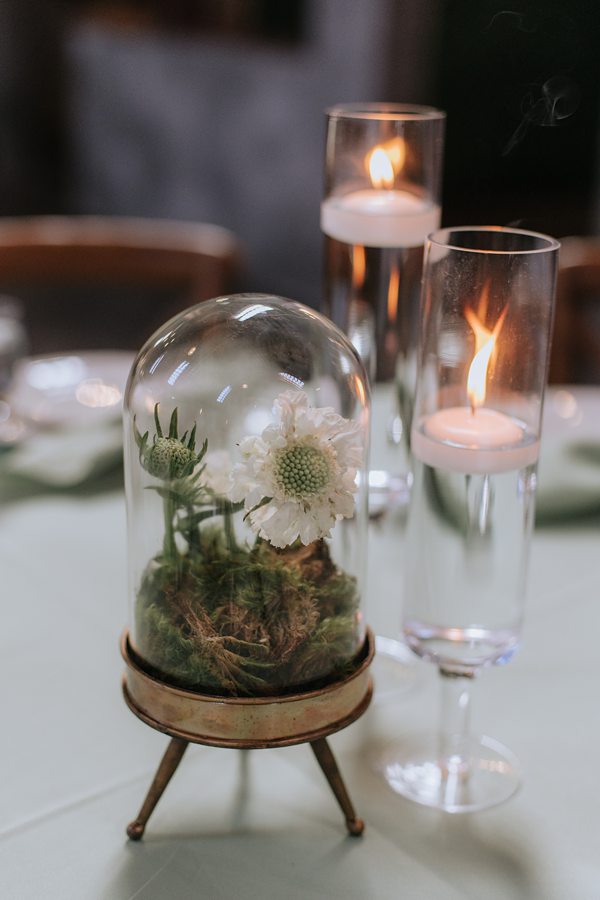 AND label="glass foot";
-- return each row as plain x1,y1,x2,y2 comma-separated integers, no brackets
372,636,420,702
378,733,521,813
